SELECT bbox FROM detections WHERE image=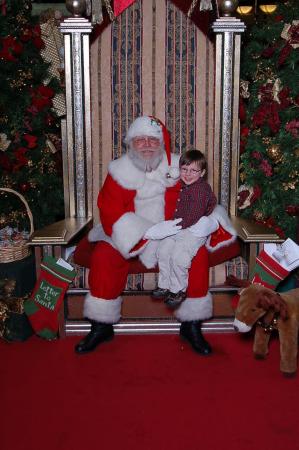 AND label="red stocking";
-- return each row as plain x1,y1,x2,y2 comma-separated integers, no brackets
24,256,75,339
